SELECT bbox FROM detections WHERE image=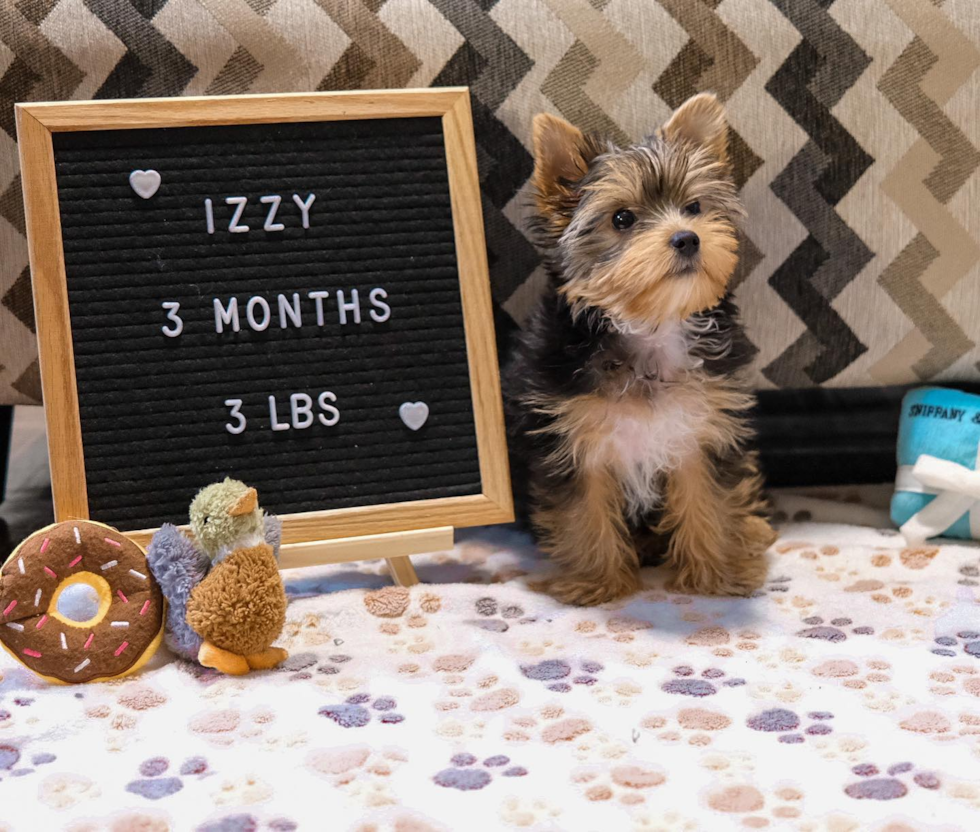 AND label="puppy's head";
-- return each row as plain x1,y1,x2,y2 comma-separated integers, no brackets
531,93,743,327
